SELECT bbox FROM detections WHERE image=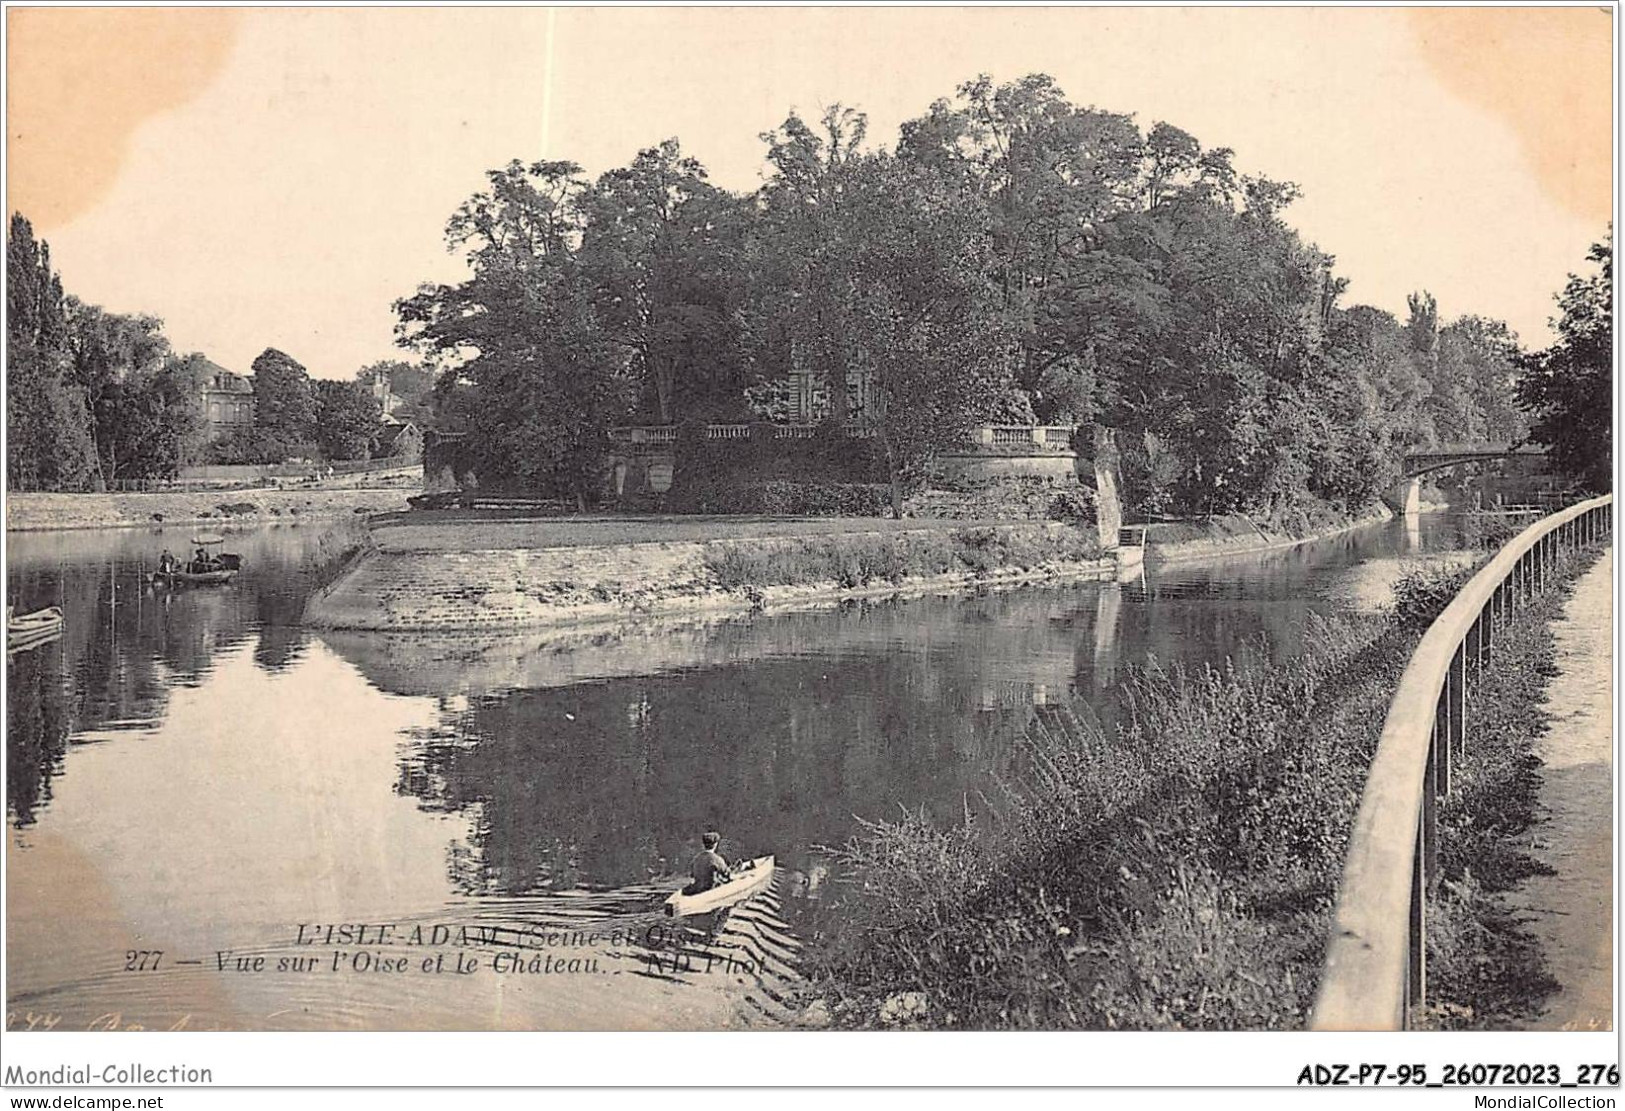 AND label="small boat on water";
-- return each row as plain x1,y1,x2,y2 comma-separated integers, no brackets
153,534,241,586
664,855,775,918
153,568,238,585
8,605,64,653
